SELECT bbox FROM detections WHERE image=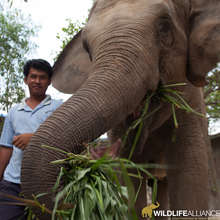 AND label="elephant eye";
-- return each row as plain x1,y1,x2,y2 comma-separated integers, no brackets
156,16,175,48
